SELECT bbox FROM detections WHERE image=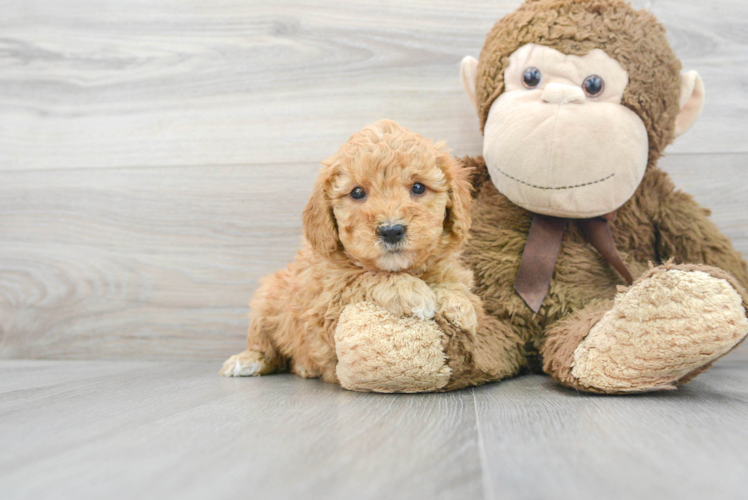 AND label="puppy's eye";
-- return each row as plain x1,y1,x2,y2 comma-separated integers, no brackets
582,75,604,97
350,187,366,200
522,67,542,89
411,183,426,195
